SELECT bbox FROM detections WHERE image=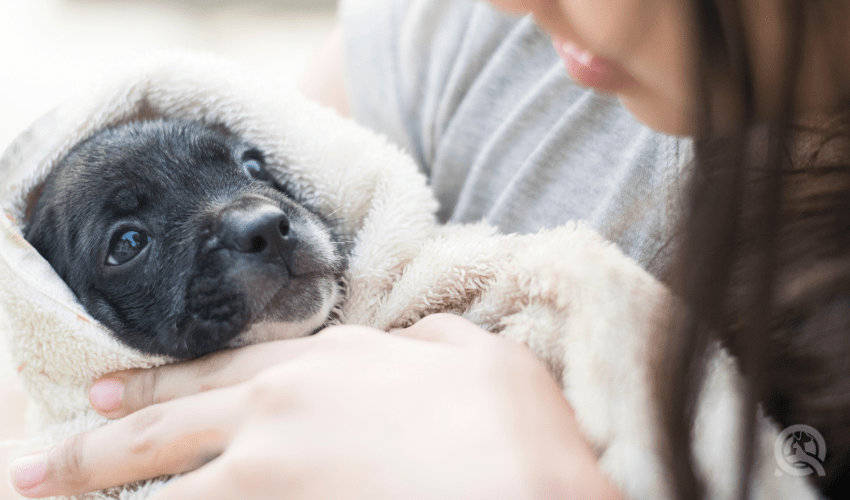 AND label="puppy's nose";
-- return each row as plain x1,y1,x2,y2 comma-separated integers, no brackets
222,204,294,261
